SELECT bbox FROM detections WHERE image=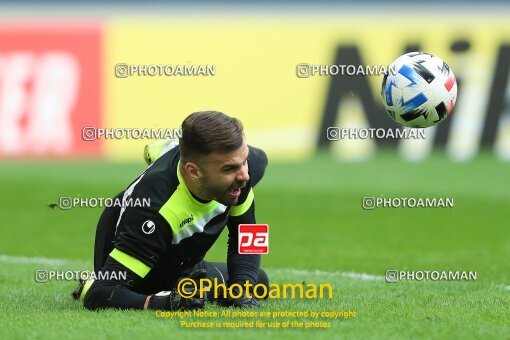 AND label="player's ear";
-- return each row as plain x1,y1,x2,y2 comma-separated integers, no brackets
184,162,202,180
